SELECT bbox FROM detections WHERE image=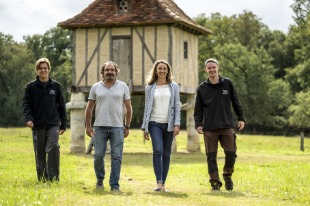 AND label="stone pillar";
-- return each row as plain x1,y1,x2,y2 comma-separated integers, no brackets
186,94,200,152
66,92,87,153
